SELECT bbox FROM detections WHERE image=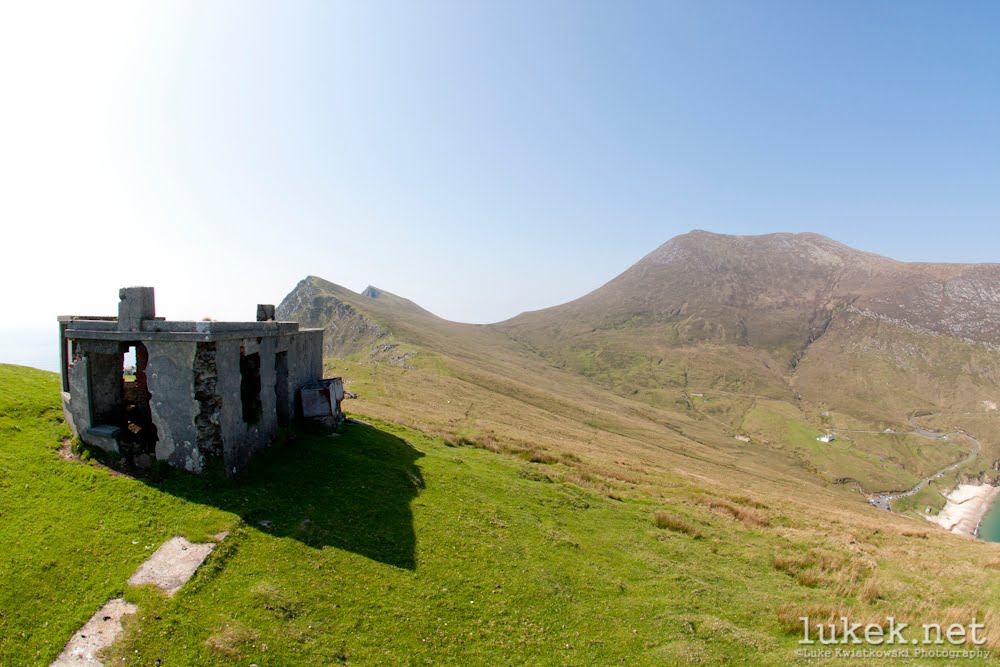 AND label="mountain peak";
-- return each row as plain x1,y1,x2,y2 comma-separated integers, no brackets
644,230,884,270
